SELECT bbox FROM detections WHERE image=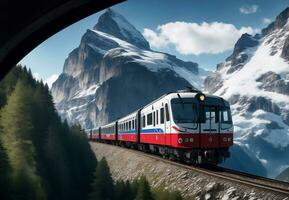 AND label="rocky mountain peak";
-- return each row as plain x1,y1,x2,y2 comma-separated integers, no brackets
274,7,289,30
93,8,150,50
262,7,289,36
226,33,259,62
